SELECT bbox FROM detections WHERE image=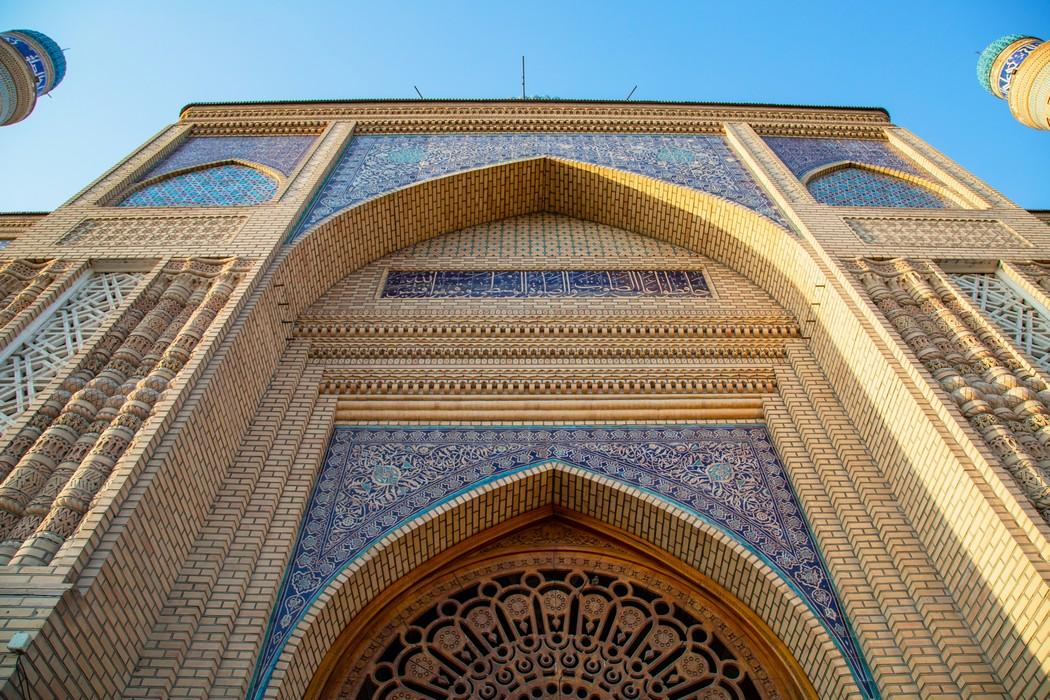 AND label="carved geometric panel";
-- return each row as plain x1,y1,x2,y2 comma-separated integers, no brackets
251,425,873,699
950,272,1050,373
341,555,784,699
57,215,247,247
0,272,142,435
381,269,711,298
290,133,786,239
844,217,1026,248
